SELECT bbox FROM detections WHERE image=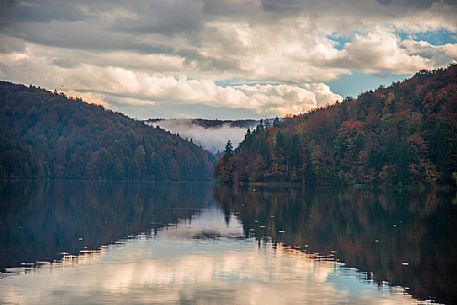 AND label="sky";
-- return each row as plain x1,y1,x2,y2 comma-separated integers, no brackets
0,0,456,119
